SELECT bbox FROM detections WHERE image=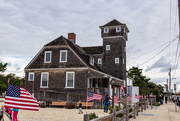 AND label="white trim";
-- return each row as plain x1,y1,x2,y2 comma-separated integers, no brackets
103,36,127,41
106,45,110,50
98,58,102,64
123,58,125,64
116,26,121,32
24,67,89,71
65,71,75,88
44,51,52,63
40,72,49,88
60,50,67,62
104,27,109,33
89,56,94,65
67,45,88,67
25,47,45,68
28,72,34,81
115,58,119,64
